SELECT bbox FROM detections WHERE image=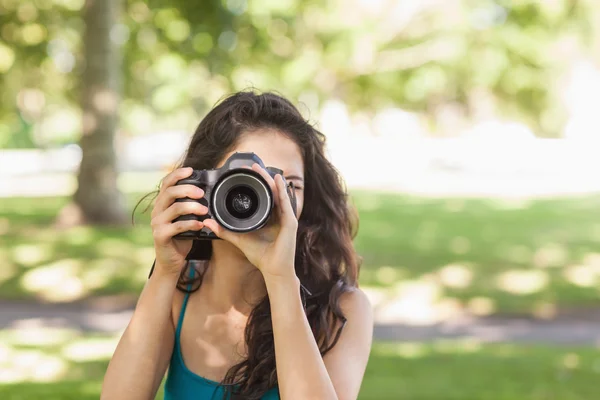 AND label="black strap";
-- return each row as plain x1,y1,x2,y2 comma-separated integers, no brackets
148,259,156,279
287,181,298,218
